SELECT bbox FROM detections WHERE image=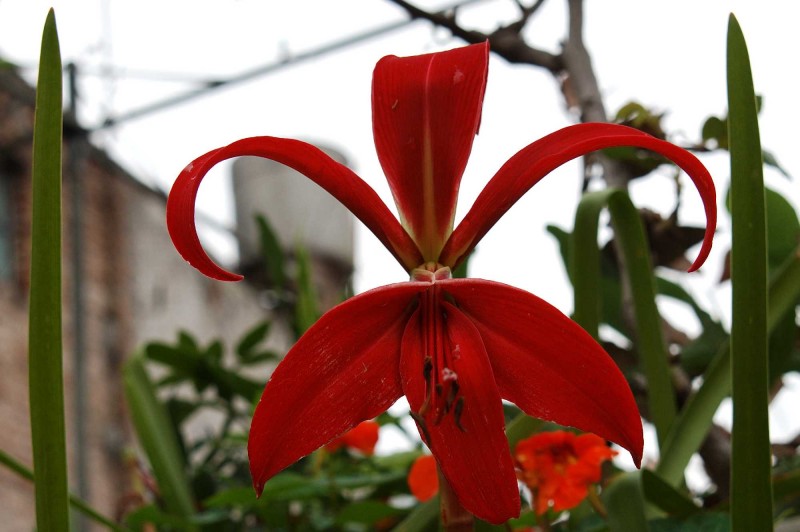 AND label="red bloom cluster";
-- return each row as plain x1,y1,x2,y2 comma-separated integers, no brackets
515,431,617,515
